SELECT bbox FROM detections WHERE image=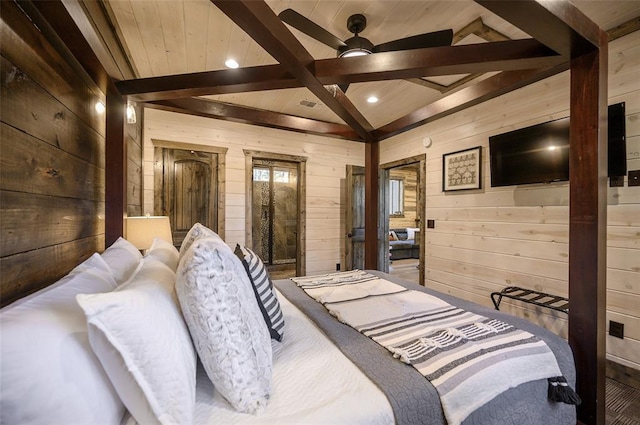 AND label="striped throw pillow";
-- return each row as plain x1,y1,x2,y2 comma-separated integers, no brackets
234,245,284,342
